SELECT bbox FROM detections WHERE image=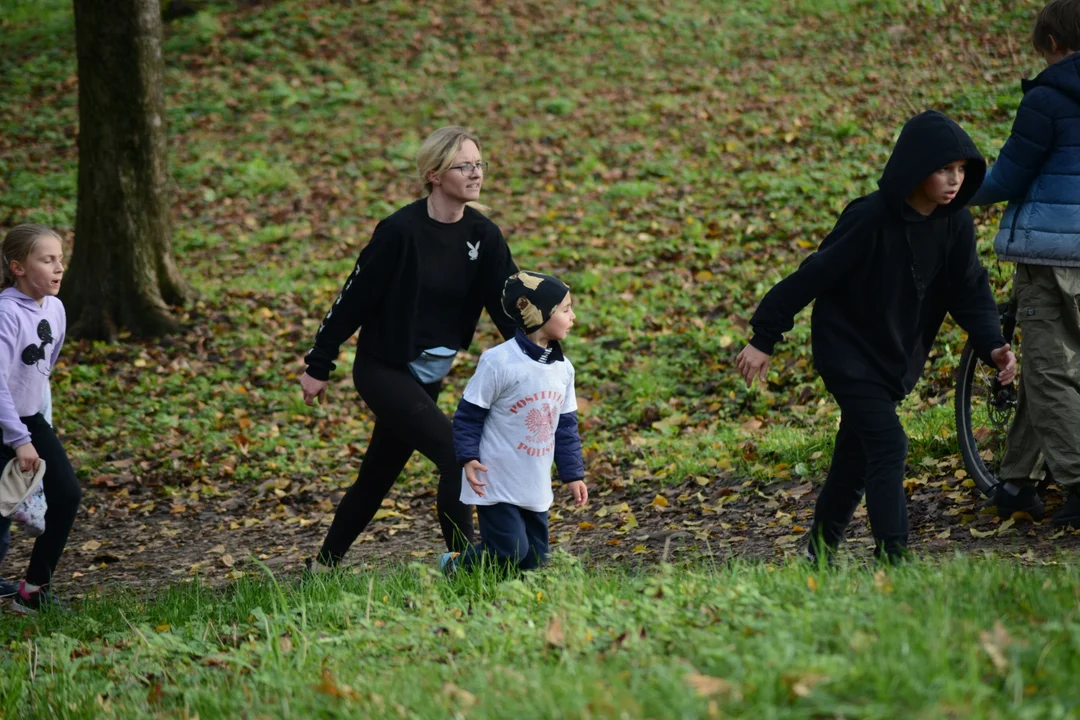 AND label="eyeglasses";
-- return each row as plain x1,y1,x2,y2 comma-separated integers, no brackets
447,162,488,176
